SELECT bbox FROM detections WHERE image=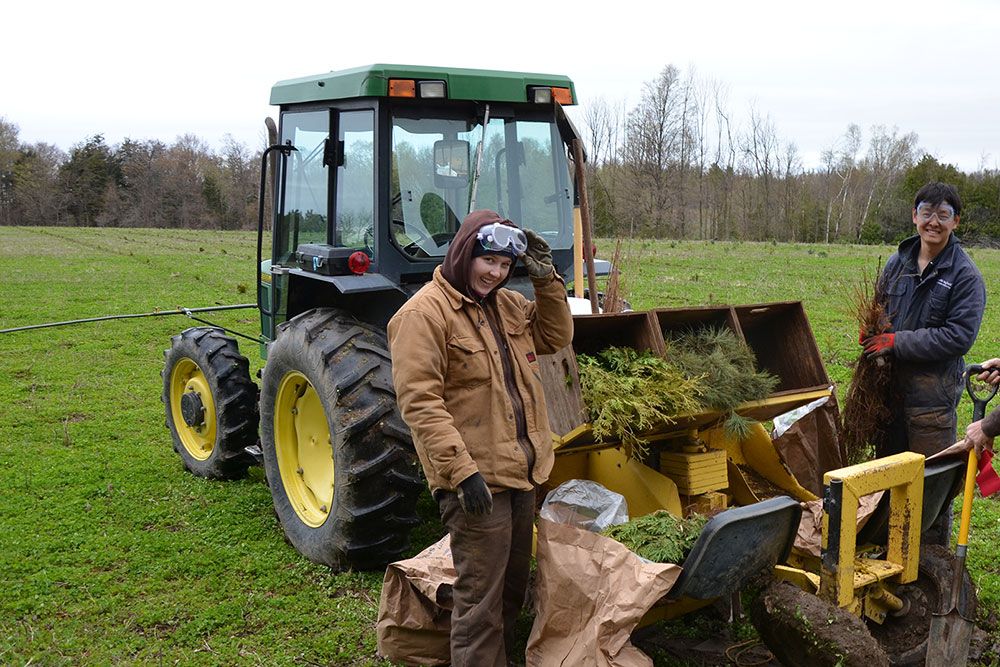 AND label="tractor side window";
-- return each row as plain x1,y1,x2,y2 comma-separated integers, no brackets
335,111,375,257
276,110,329,264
